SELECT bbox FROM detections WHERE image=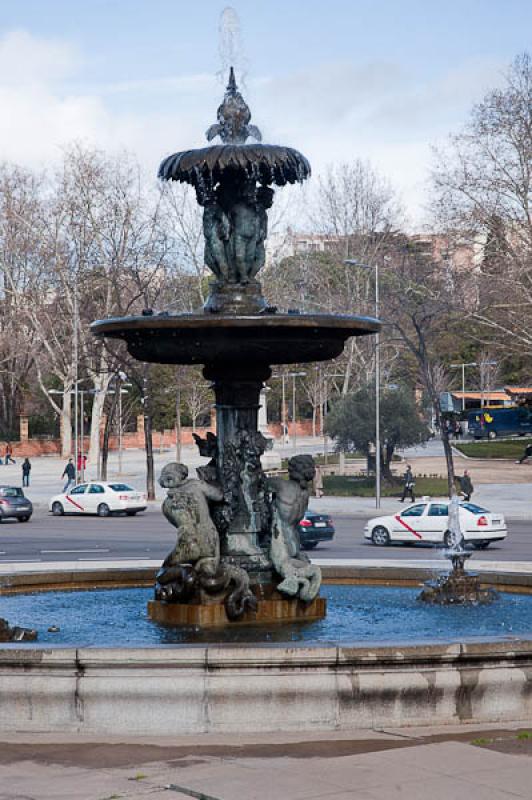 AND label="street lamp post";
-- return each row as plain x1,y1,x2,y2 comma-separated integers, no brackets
450,362,478,411
345,259,381,508
449,361,496,411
